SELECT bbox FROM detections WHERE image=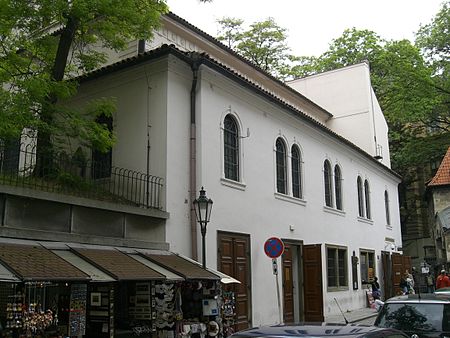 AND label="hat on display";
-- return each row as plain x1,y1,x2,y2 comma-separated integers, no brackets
208,321,219,337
